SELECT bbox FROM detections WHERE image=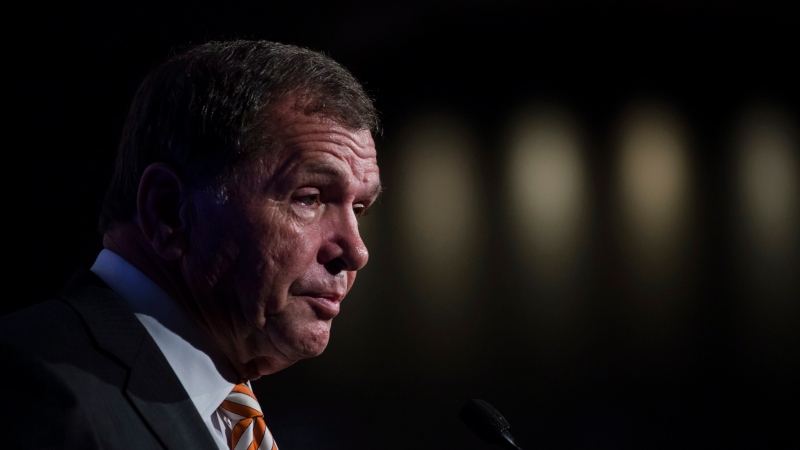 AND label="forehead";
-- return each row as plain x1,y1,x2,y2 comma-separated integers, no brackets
263,106,380,191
